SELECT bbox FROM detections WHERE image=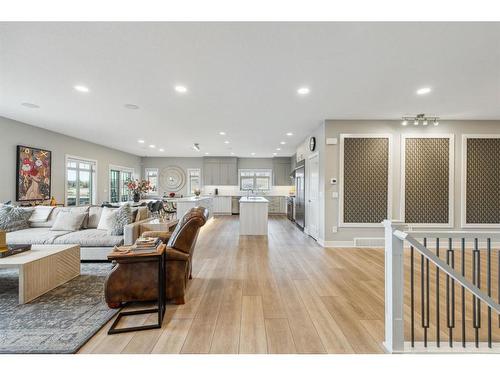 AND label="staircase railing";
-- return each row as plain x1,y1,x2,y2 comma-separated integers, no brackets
384,220,500,353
